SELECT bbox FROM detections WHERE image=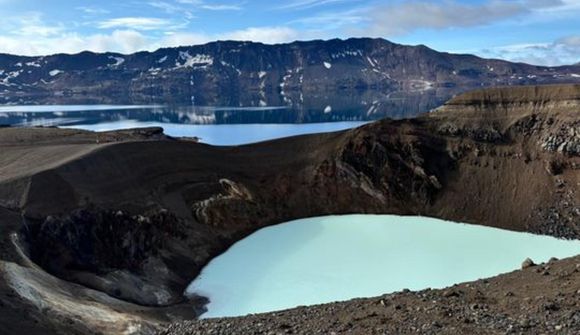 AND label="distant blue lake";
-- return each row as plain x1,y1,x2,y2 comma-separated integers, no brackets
186,215,580,318
0,90,451,145
65,120,367,145
0,104,370,145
